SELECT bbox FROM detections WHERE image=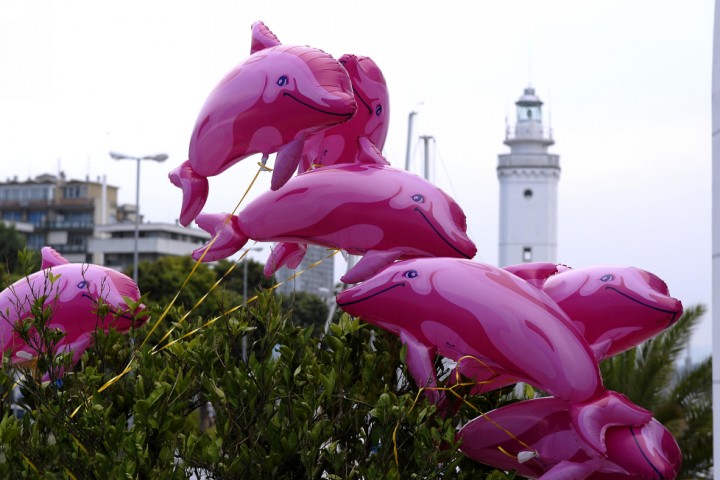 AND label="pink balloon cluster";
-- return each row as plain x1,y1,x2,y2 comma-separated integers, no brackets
336,258,684,478
168,20,684,479
0,247,146,380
